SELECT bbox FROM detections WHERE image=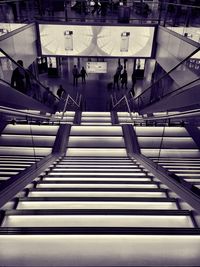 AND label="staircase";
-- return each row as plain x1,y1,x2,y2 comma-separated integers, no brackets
0,123,59,184
0,120,200,266
135,125,200,191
